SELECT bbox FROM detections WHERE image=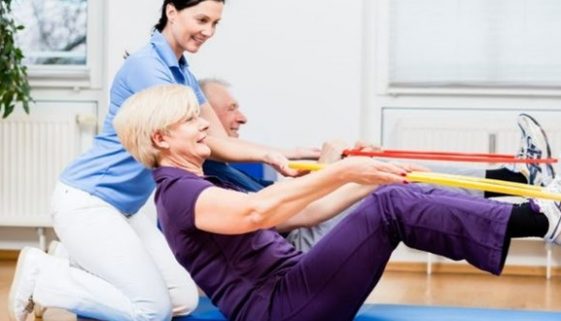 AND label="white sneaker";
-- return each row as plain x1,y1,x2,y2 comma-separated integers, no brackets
515,113,555,186
33,240,69,318
8,247,47,321
536,176,561,245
